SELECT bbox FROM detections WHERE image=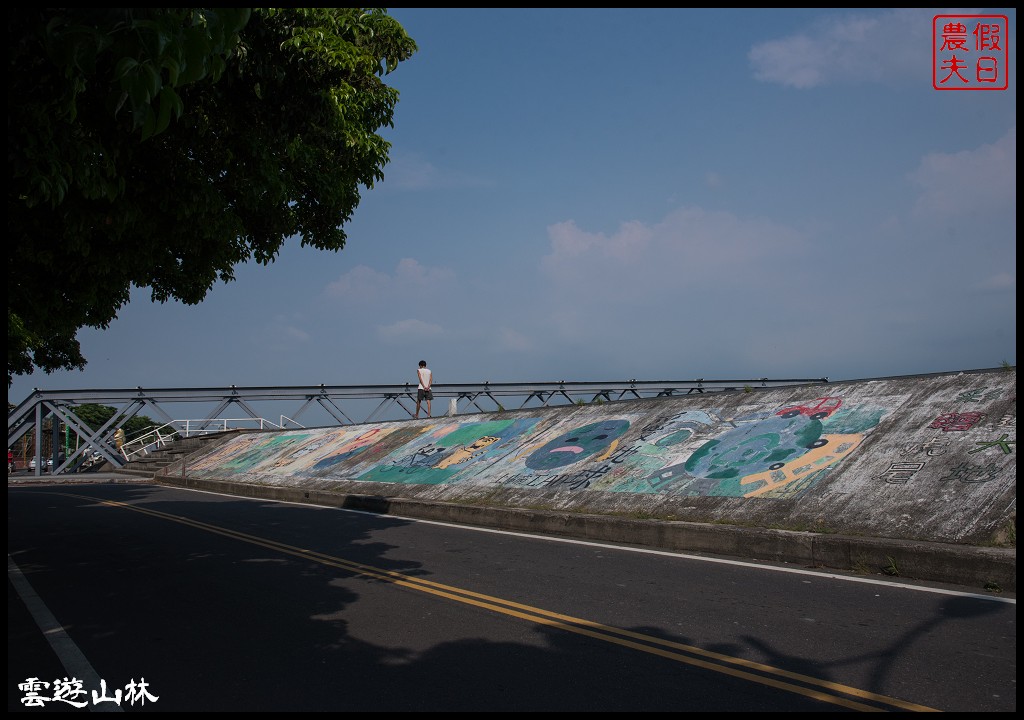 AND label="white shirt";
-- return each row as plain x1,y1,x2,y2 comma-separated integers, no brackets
417,368,432,389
